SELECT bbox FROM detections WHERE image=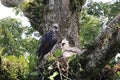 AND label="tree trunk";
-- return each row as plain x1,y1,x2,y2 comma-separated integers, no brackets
1,0,120,80
23,0,84,52
41,0,83,52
